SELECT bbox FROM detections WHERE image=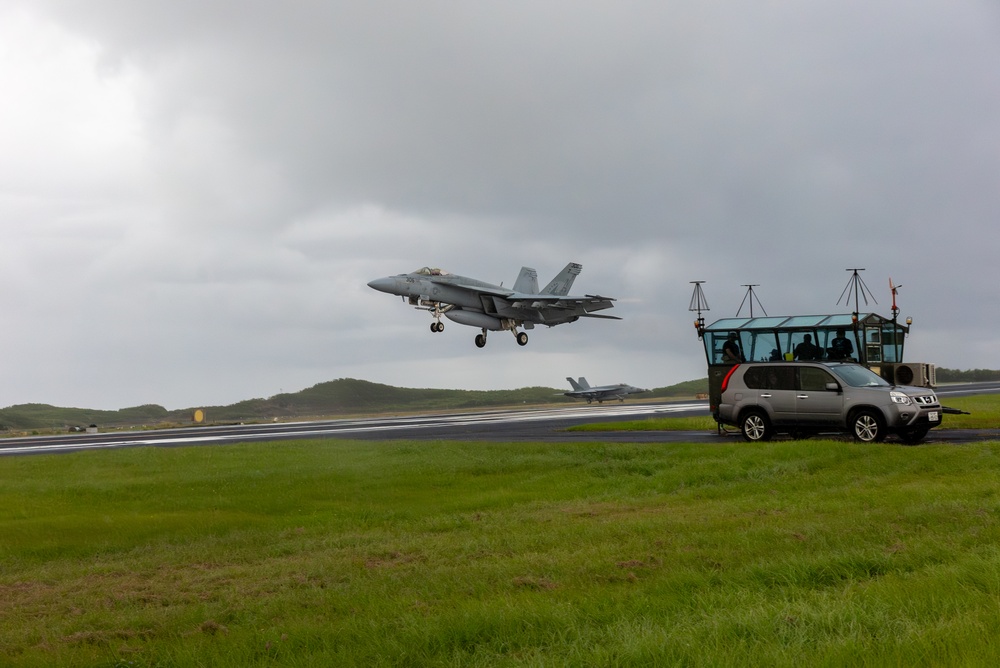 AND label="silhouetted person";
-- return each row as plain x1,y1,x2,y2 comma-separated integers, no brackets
722,332,744,363
794,334,821,360
830,328,854,360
